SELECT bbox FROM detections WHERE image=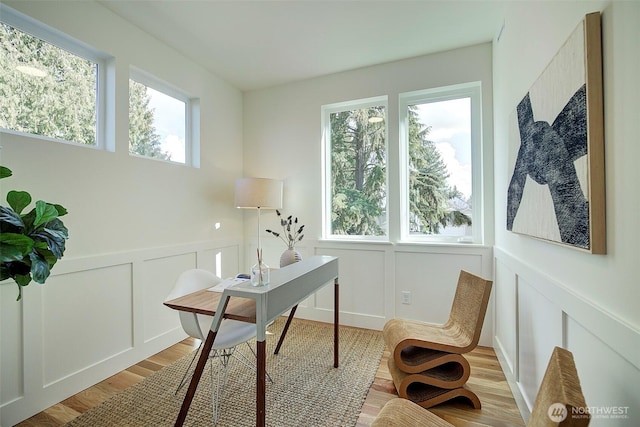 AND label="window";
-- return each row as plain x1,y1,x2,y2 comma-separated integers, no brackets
399,82,482,243
129,68,197,165
322,97,388,239
0,5,107,147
